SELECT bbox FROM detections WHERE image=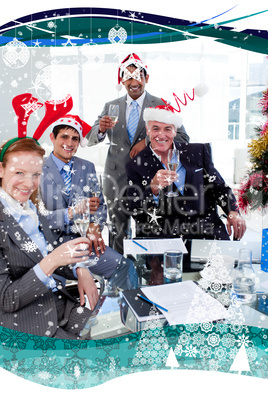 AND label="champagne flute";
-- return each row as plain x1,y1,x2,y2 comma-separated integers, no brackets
107,104,119,145
92,174,103,198
73,196,97,267
165,148,179,197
